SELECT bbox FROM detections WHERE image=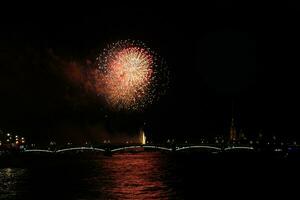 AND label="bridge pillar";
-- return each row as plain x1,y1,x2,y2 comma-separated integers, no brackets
104,147,112,156
171,145,177,152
